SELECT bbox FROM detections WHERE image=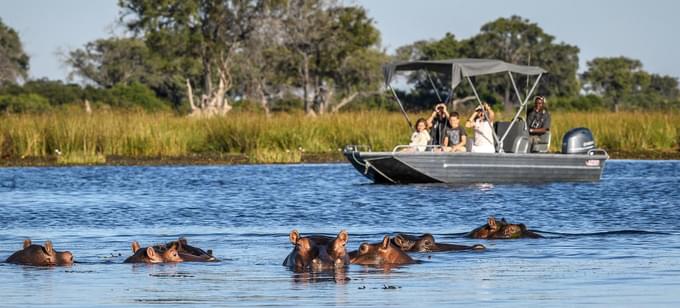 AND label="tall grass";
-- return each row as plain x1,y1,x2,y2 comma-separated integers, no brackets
0,110,677,164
